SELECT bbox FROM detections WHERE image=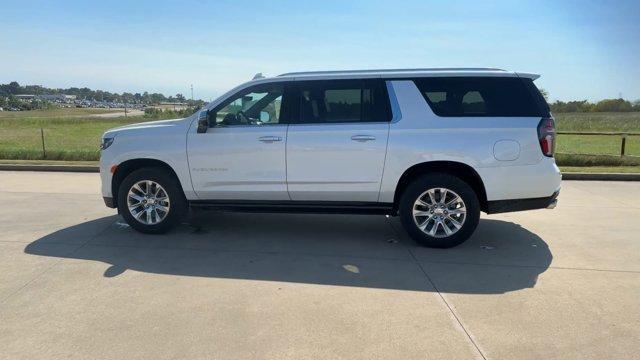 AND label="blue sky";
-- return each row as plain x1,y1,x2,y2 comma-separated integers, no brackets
1,0,639,101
